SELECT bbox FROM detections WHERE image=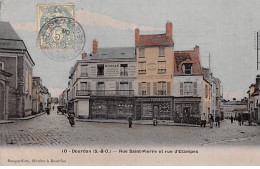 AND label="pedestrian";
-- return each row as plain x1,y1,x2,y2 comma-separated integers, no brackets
209,114,214,128
215,115,220,127
238,113,242,126
200,113,206,128
231,116,233,123
128,115,133,128
52,106,55,111
241,114,244,125
153,116,158,126
68,111,75,127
